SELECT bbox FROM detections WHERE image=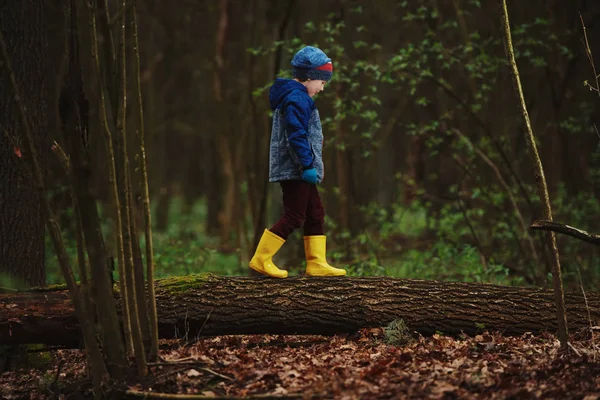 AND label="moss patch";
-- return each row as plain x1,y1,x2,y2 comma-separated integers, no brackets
157,273,218,295
0,345,54,372
26,283,69,293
